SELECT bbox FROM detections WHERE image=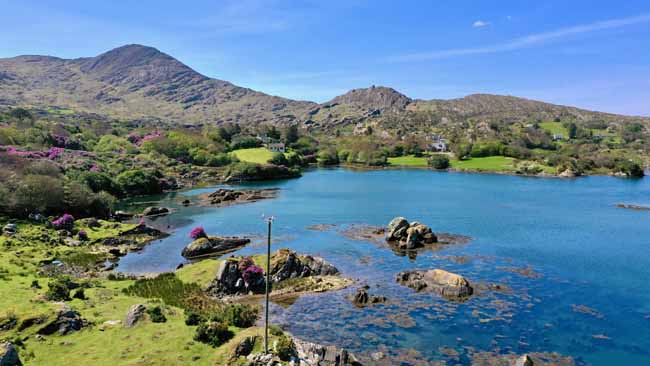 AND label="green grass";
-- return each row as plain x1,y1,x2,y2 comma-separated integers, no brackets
451,156,517,172
231,148,278,164
539,121,568,136
388,155,429,167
